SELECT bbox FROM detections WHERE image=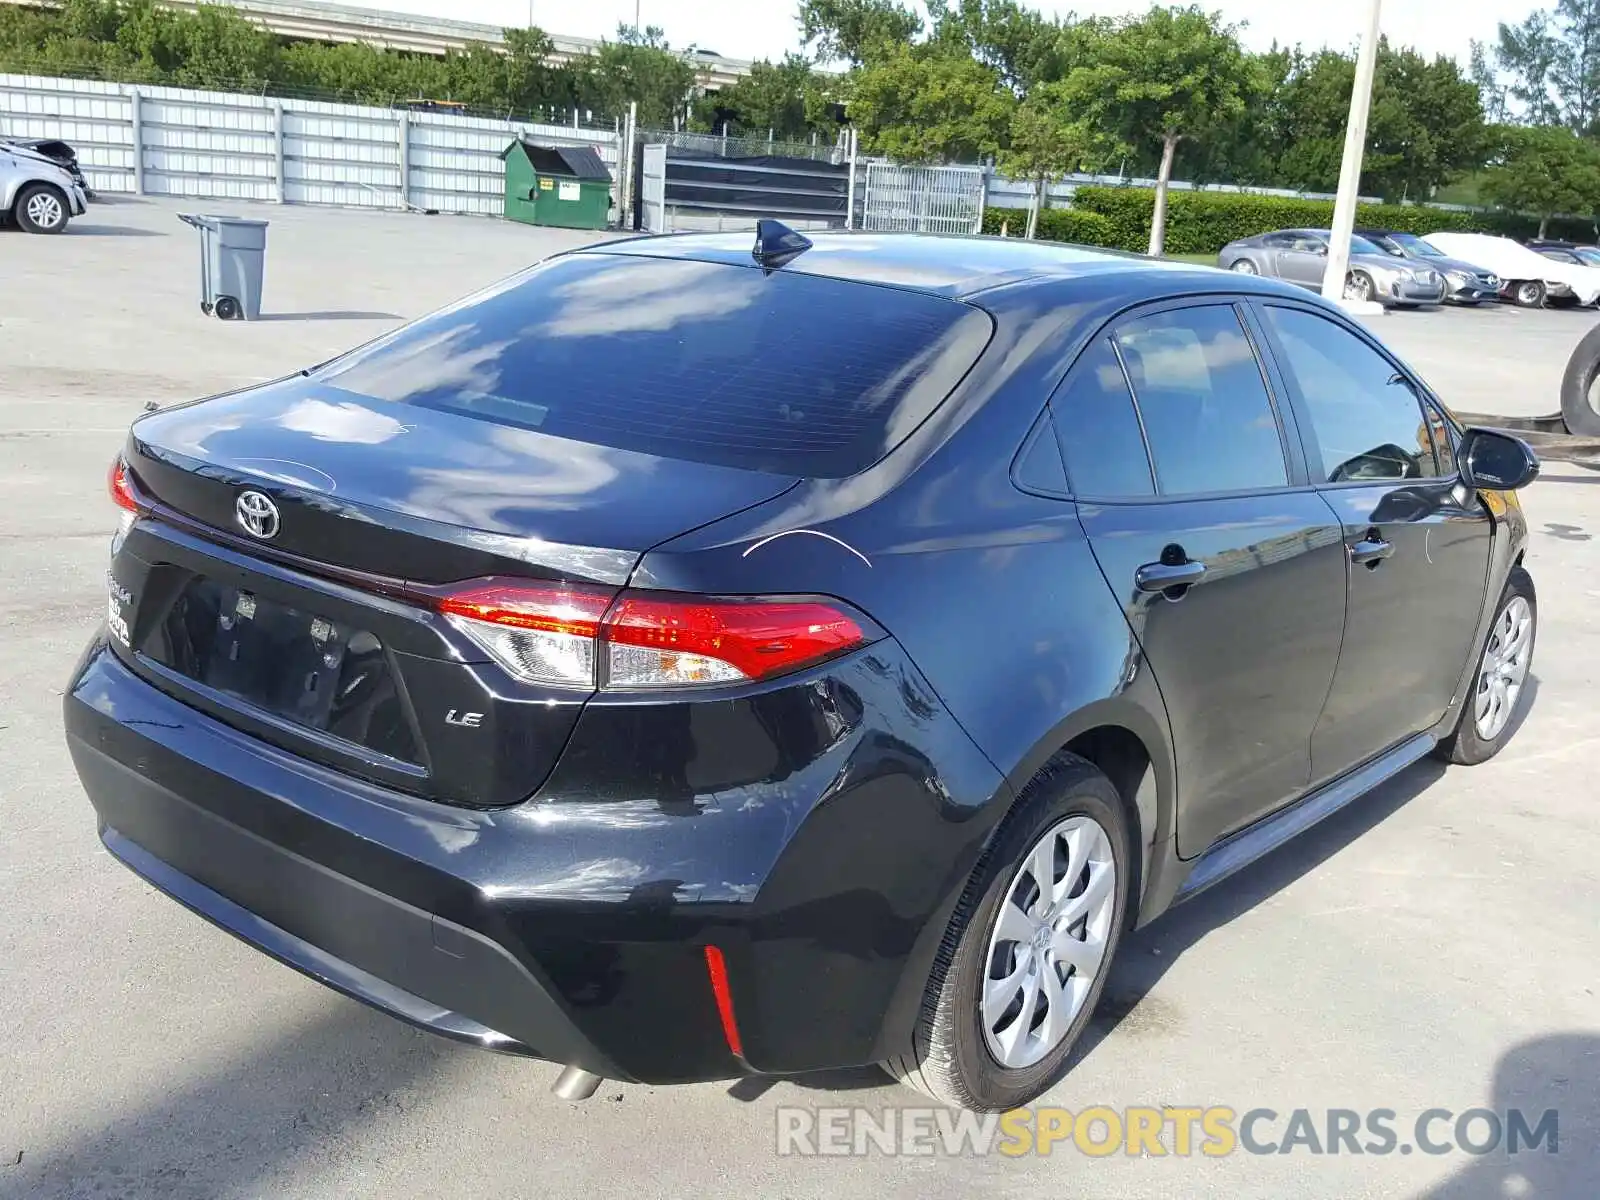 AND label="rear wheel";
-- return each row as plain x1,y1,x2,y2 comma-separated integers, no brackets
14,183,68,234
1514,280,1547,308
1228,259,1258,274
1434,568,1537,765
885,755,1130,1111
214,296,242,321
